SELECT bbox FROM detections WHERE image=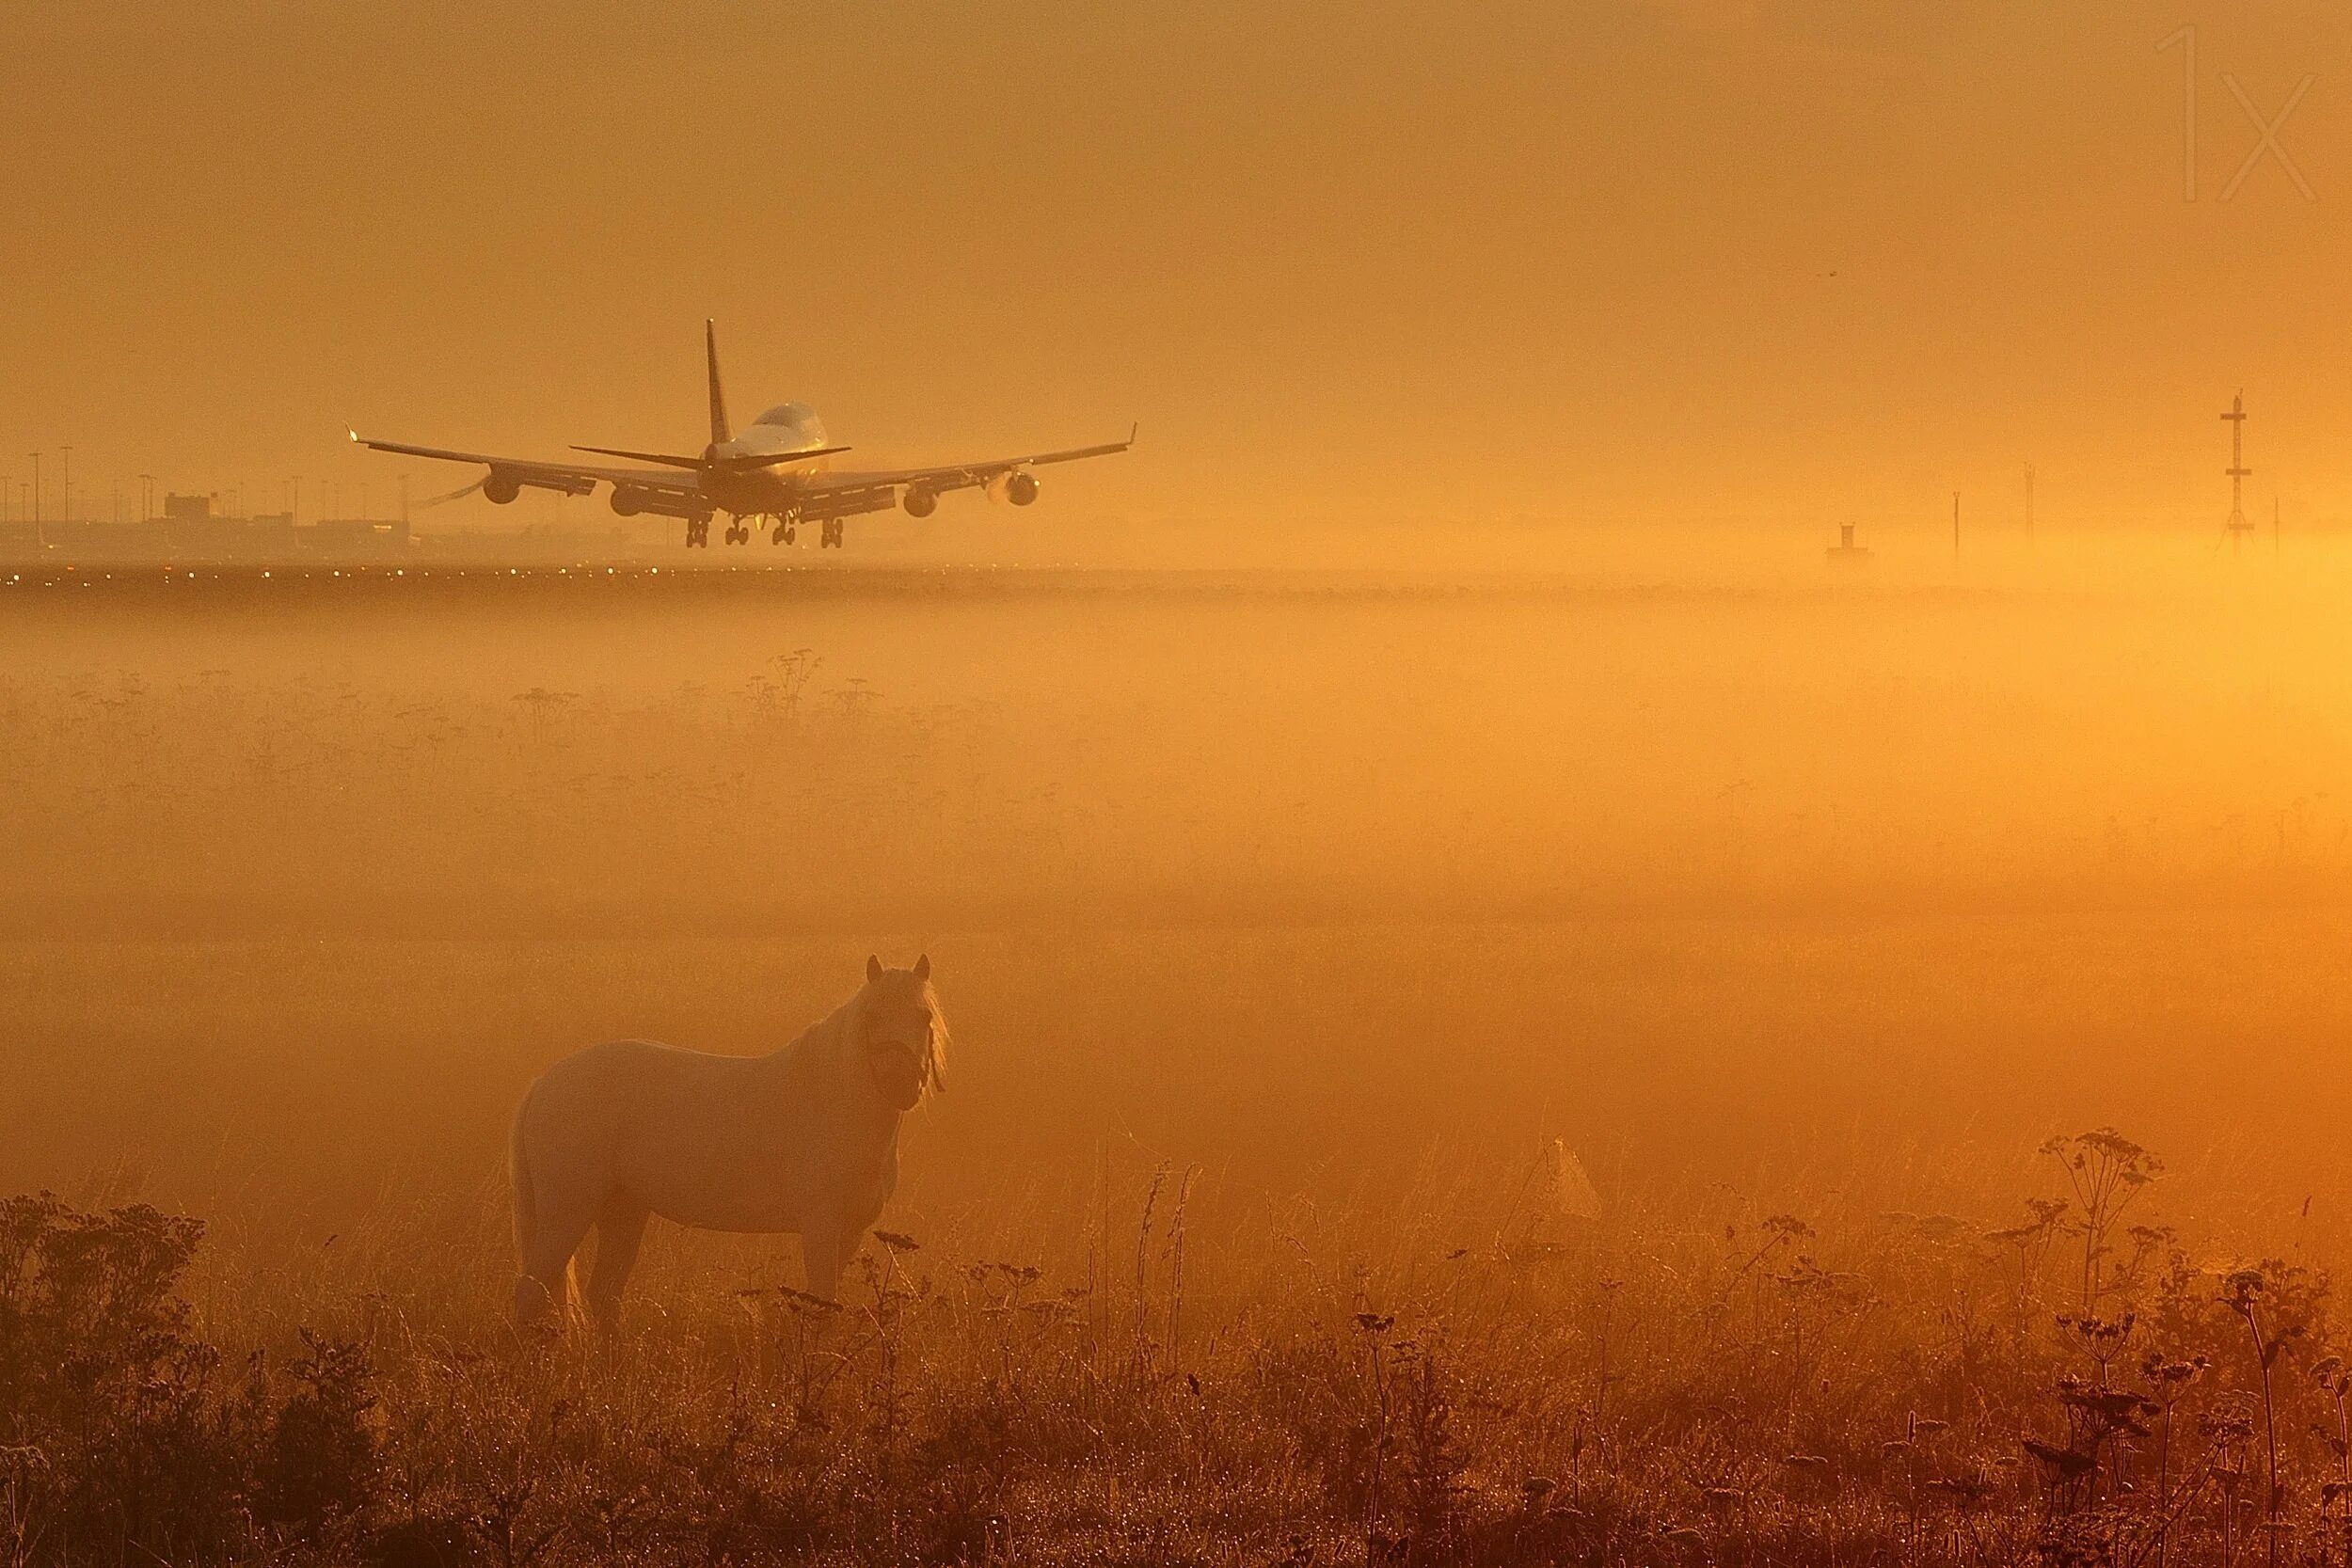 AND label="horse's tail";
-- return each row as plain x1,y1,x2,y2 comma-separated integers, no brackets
508,1088,538,1264
507,1085,571,1324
